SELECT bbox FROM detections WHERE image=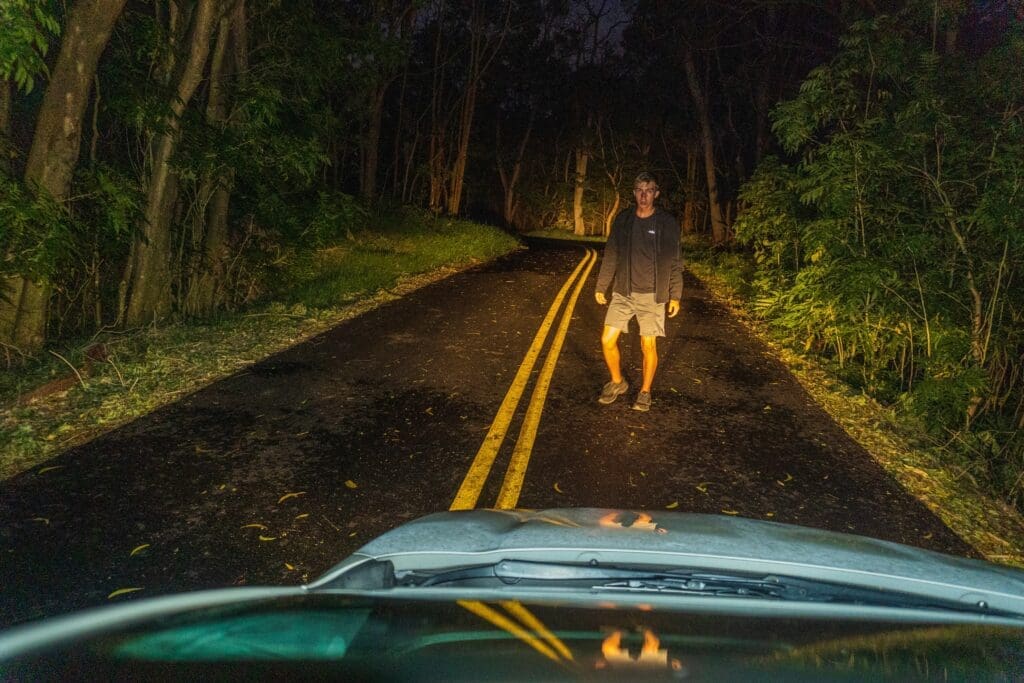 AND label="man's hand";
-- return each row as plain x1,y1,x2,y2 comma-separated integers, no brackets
667,299,680,318
595,292,607,305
